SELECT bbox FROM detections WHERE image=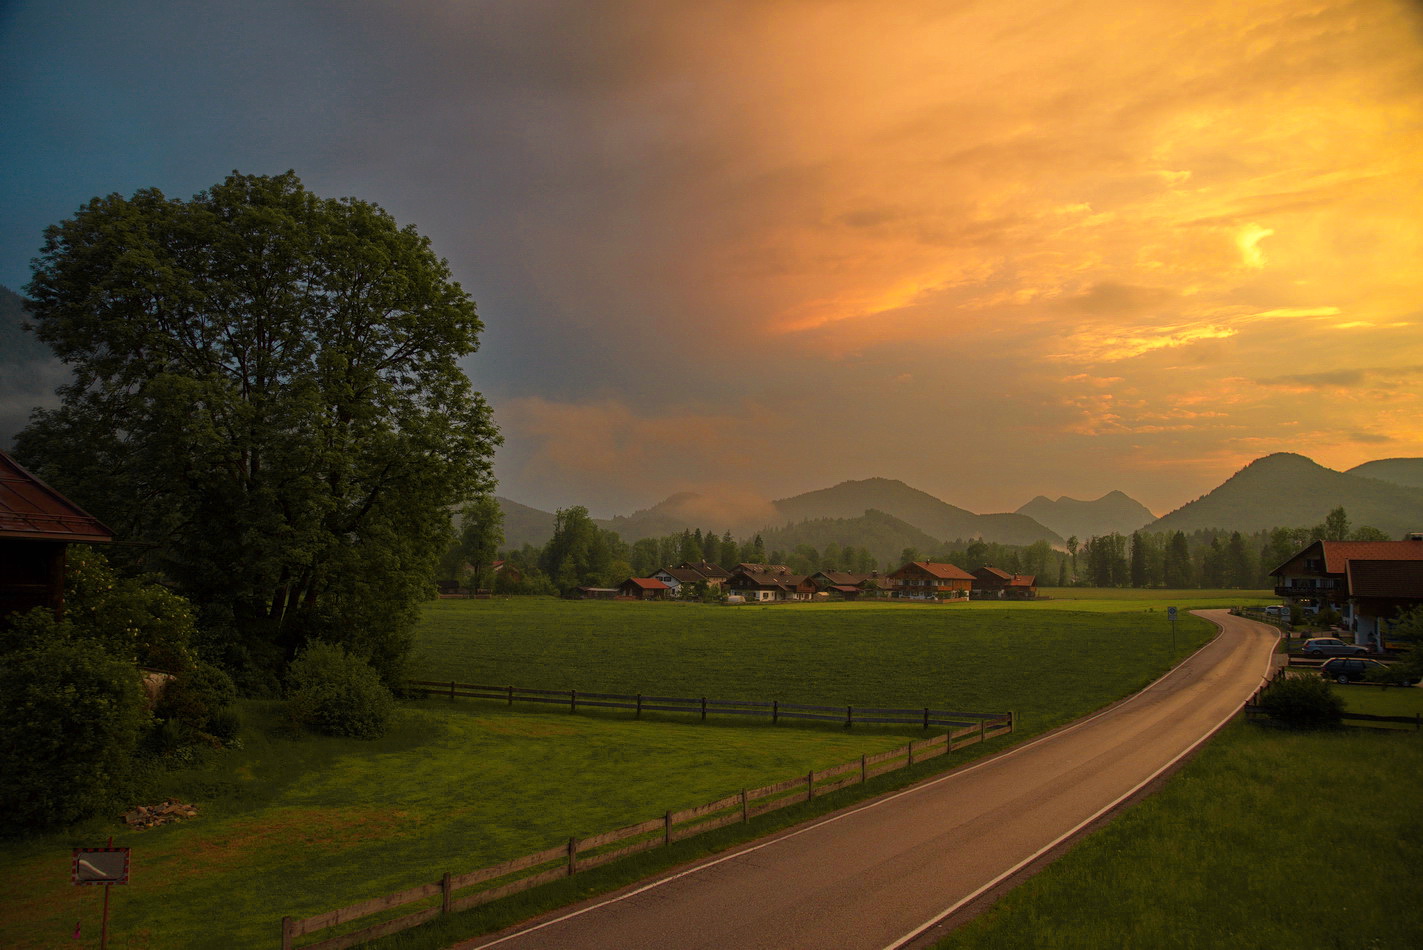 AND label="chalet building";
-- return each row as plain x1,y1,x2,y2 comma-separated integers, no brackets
651,566,711,597
674,561,732,588
807,570,887,600
1271,536,1423,647
1,449,112,624
726,566,816,603
1346,560,1423,649
887,561,974,601
617,577,671,601
971,566,1038,600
